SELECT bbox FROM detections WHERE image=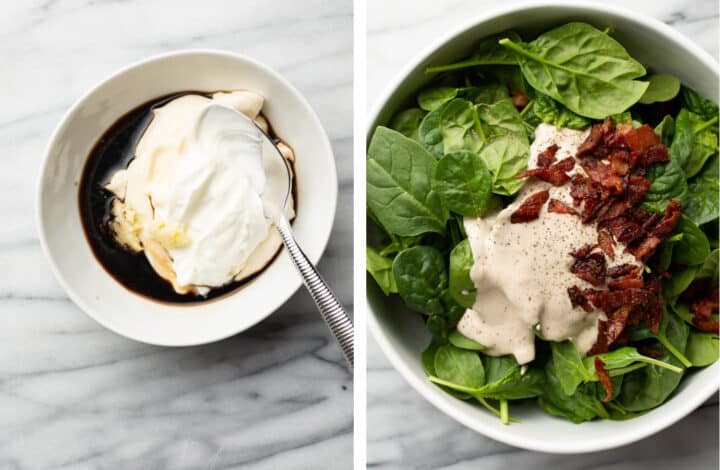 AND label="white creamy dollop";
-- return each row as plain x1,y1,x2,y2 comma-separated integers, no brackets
458,124,640,364
105,91,294,295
